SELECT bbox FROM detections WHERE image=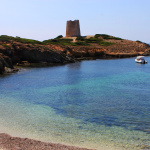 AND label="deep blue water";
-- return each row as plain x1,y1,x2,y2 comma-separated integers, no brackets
0,57,150,149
